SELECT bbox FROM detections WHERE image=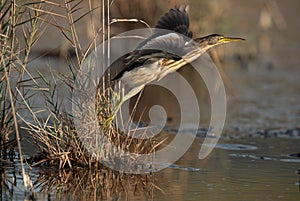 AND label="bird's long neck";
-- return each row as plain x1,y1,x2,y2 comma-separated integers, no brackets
194,34,220,49
161,42,211,72
194,37,211,47
182,46,208,63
